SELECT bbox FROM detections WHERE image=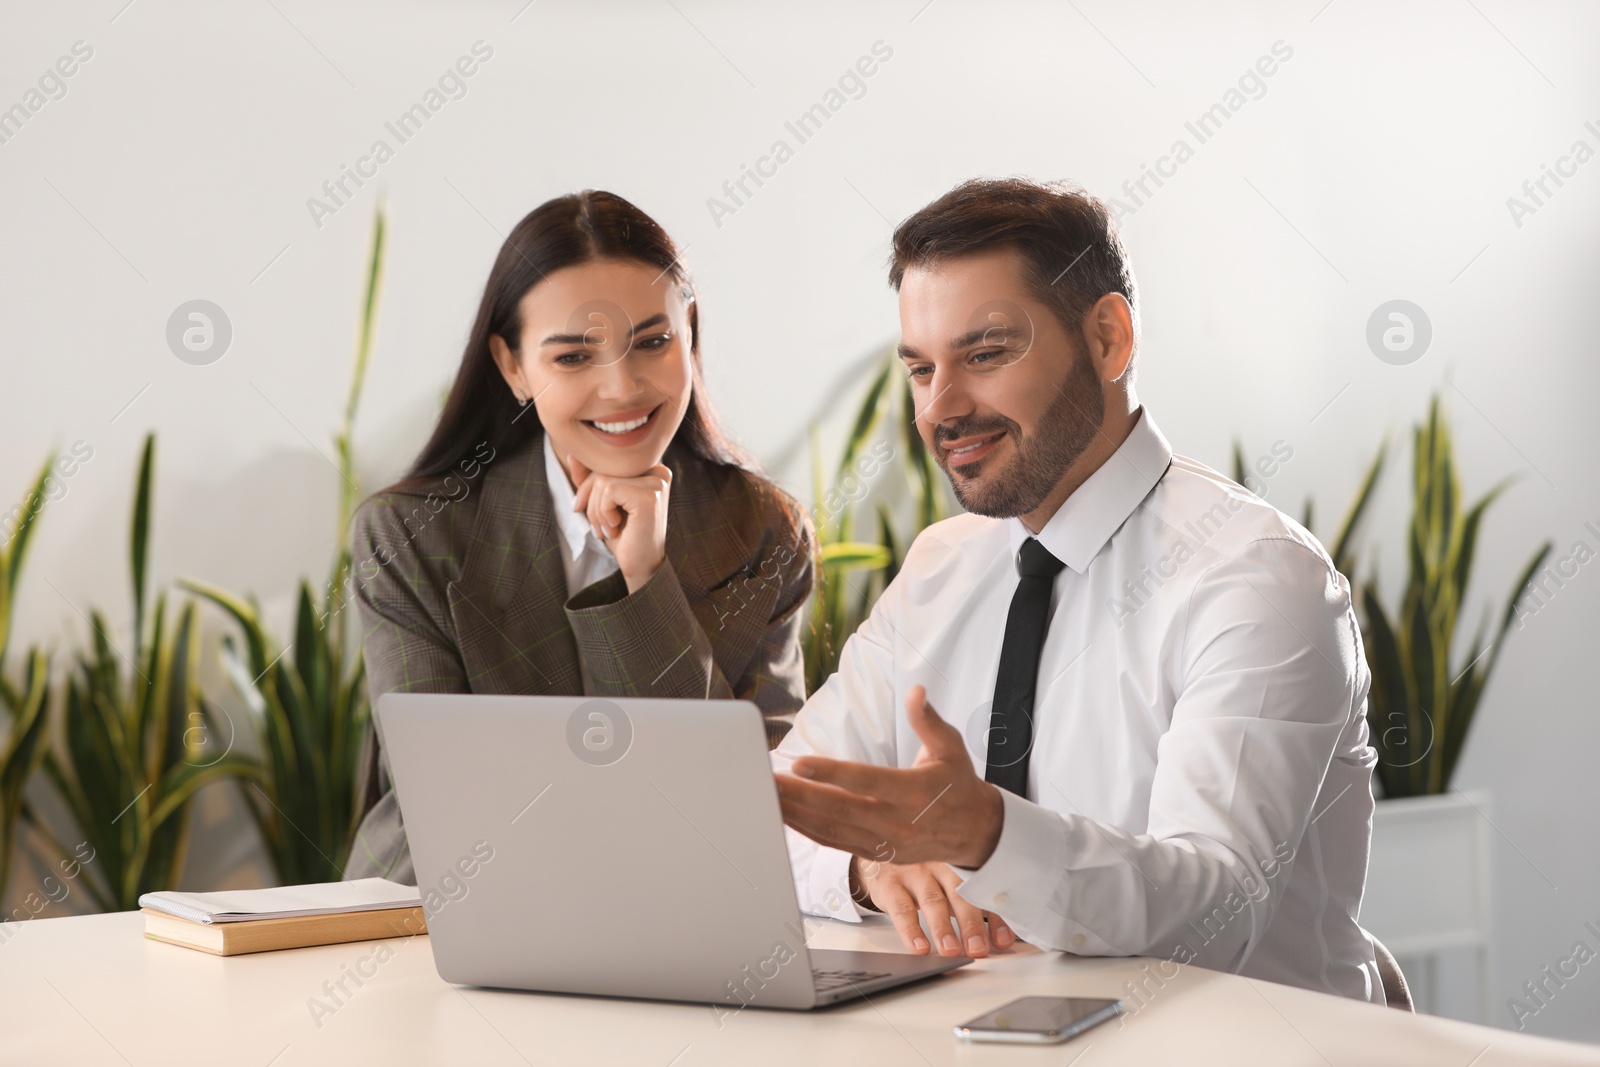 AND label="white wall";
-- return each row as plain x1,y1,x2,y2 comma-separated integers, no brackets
3,0,1597,1042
